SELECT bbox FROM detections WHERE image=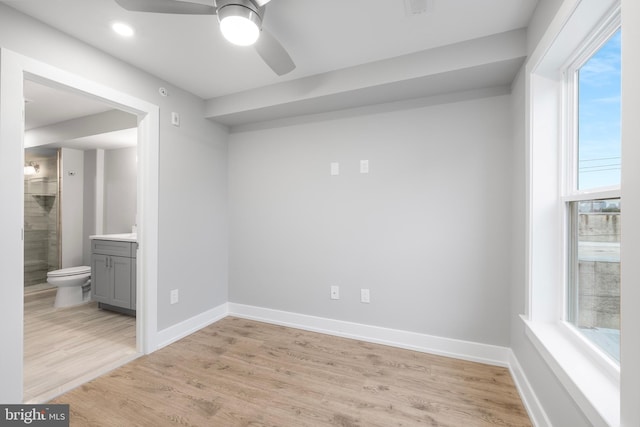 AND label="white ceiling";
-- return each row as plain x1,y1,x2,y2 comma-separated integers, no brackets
35,128,138,151
3,0,538,101
23,80,113,130
24,80,137,150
